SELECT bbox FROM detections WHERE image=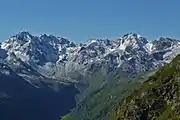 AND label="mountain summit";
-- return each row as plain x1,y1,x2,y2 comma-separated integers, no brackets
1,31,180,83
